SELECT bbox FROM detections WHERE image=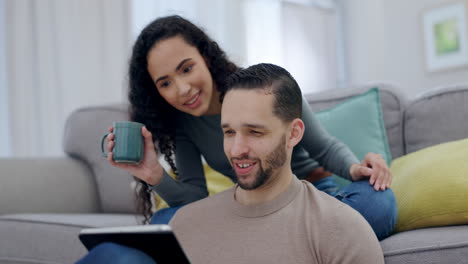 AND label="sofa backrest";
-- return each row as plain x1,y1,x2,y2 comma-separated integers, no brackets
305,83,406,160
61,83,467,214
63,104,137,214
62,84,406,213
403,84,468,154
